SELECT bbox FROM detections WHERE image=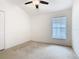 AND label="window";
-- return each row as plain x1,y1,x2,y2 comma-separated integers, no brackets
52,16,67,39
